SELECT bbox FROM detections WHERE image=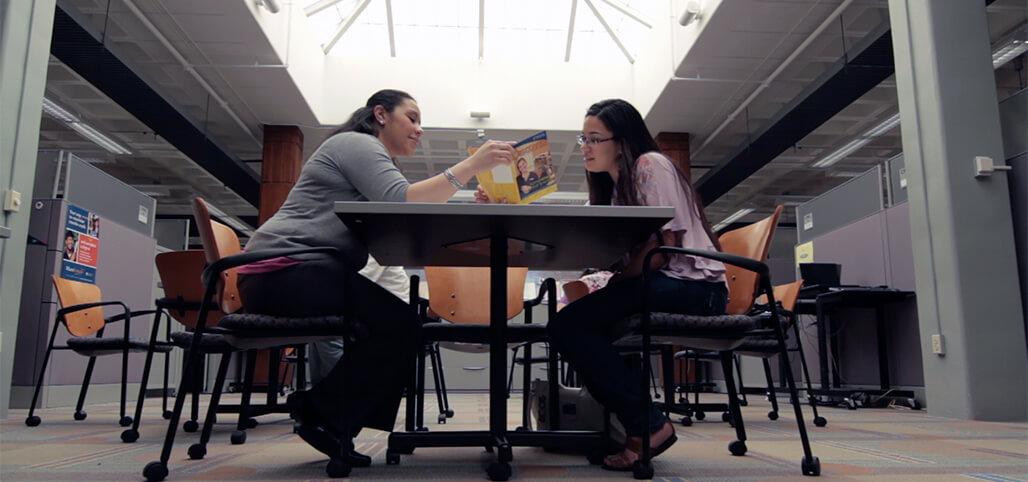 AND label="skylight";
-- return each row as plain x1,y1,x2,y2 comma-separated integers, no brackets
302,0,659,64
